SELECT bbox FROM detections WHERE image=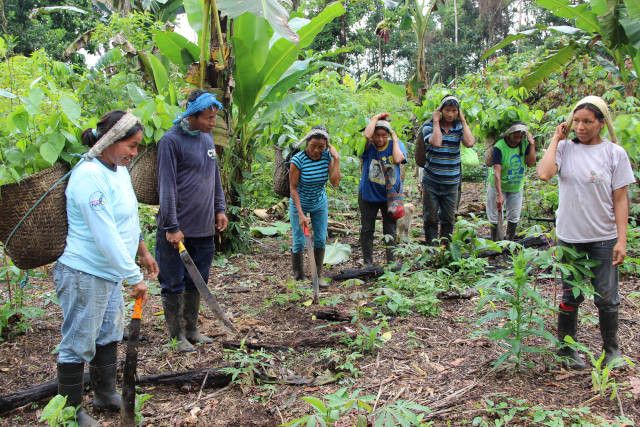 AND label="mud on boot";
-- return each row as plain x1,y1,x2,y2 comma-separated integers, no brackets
314,248,330,288
184,290,213,344
89,342,122,411
161,293,195,352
